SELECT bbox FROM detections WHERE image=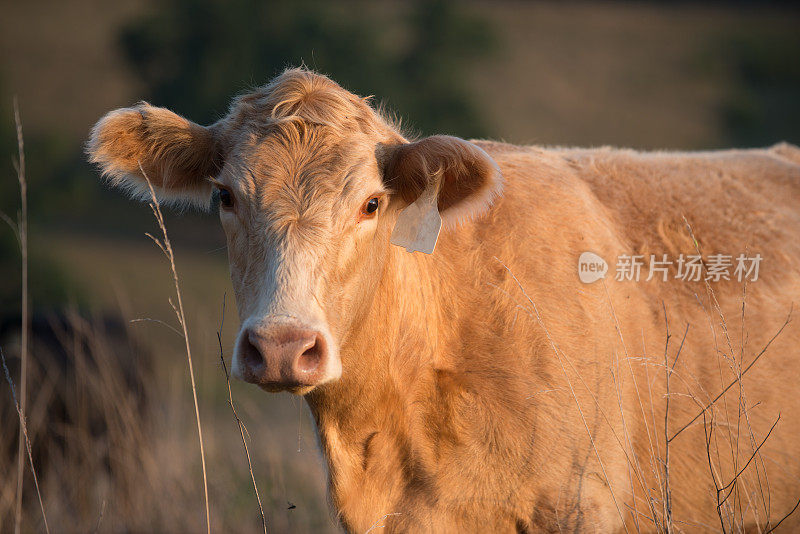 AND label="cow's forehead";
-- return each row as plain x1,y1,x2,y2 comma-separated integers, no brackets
221,122,383,241
225,122,360,197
